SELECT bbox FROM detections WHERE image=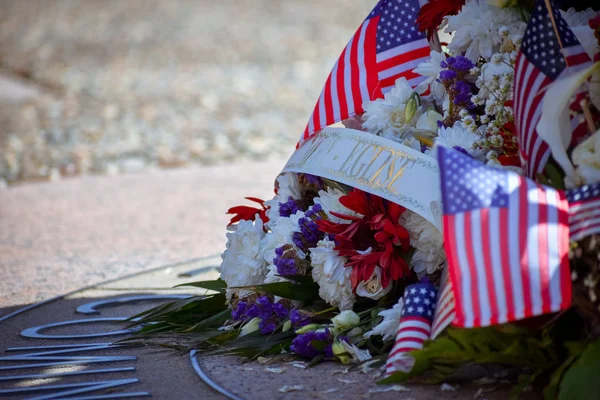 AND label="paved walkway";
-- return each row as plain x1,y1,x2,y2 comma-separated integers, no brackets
0,161,285,311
